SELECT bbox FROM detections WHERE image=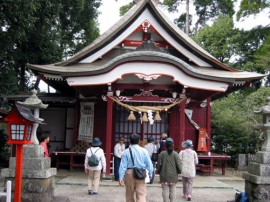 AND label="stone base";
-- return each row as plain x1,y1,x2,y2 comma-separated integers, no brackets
4,176,55,202
245,180,270,202
243,172,270,184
